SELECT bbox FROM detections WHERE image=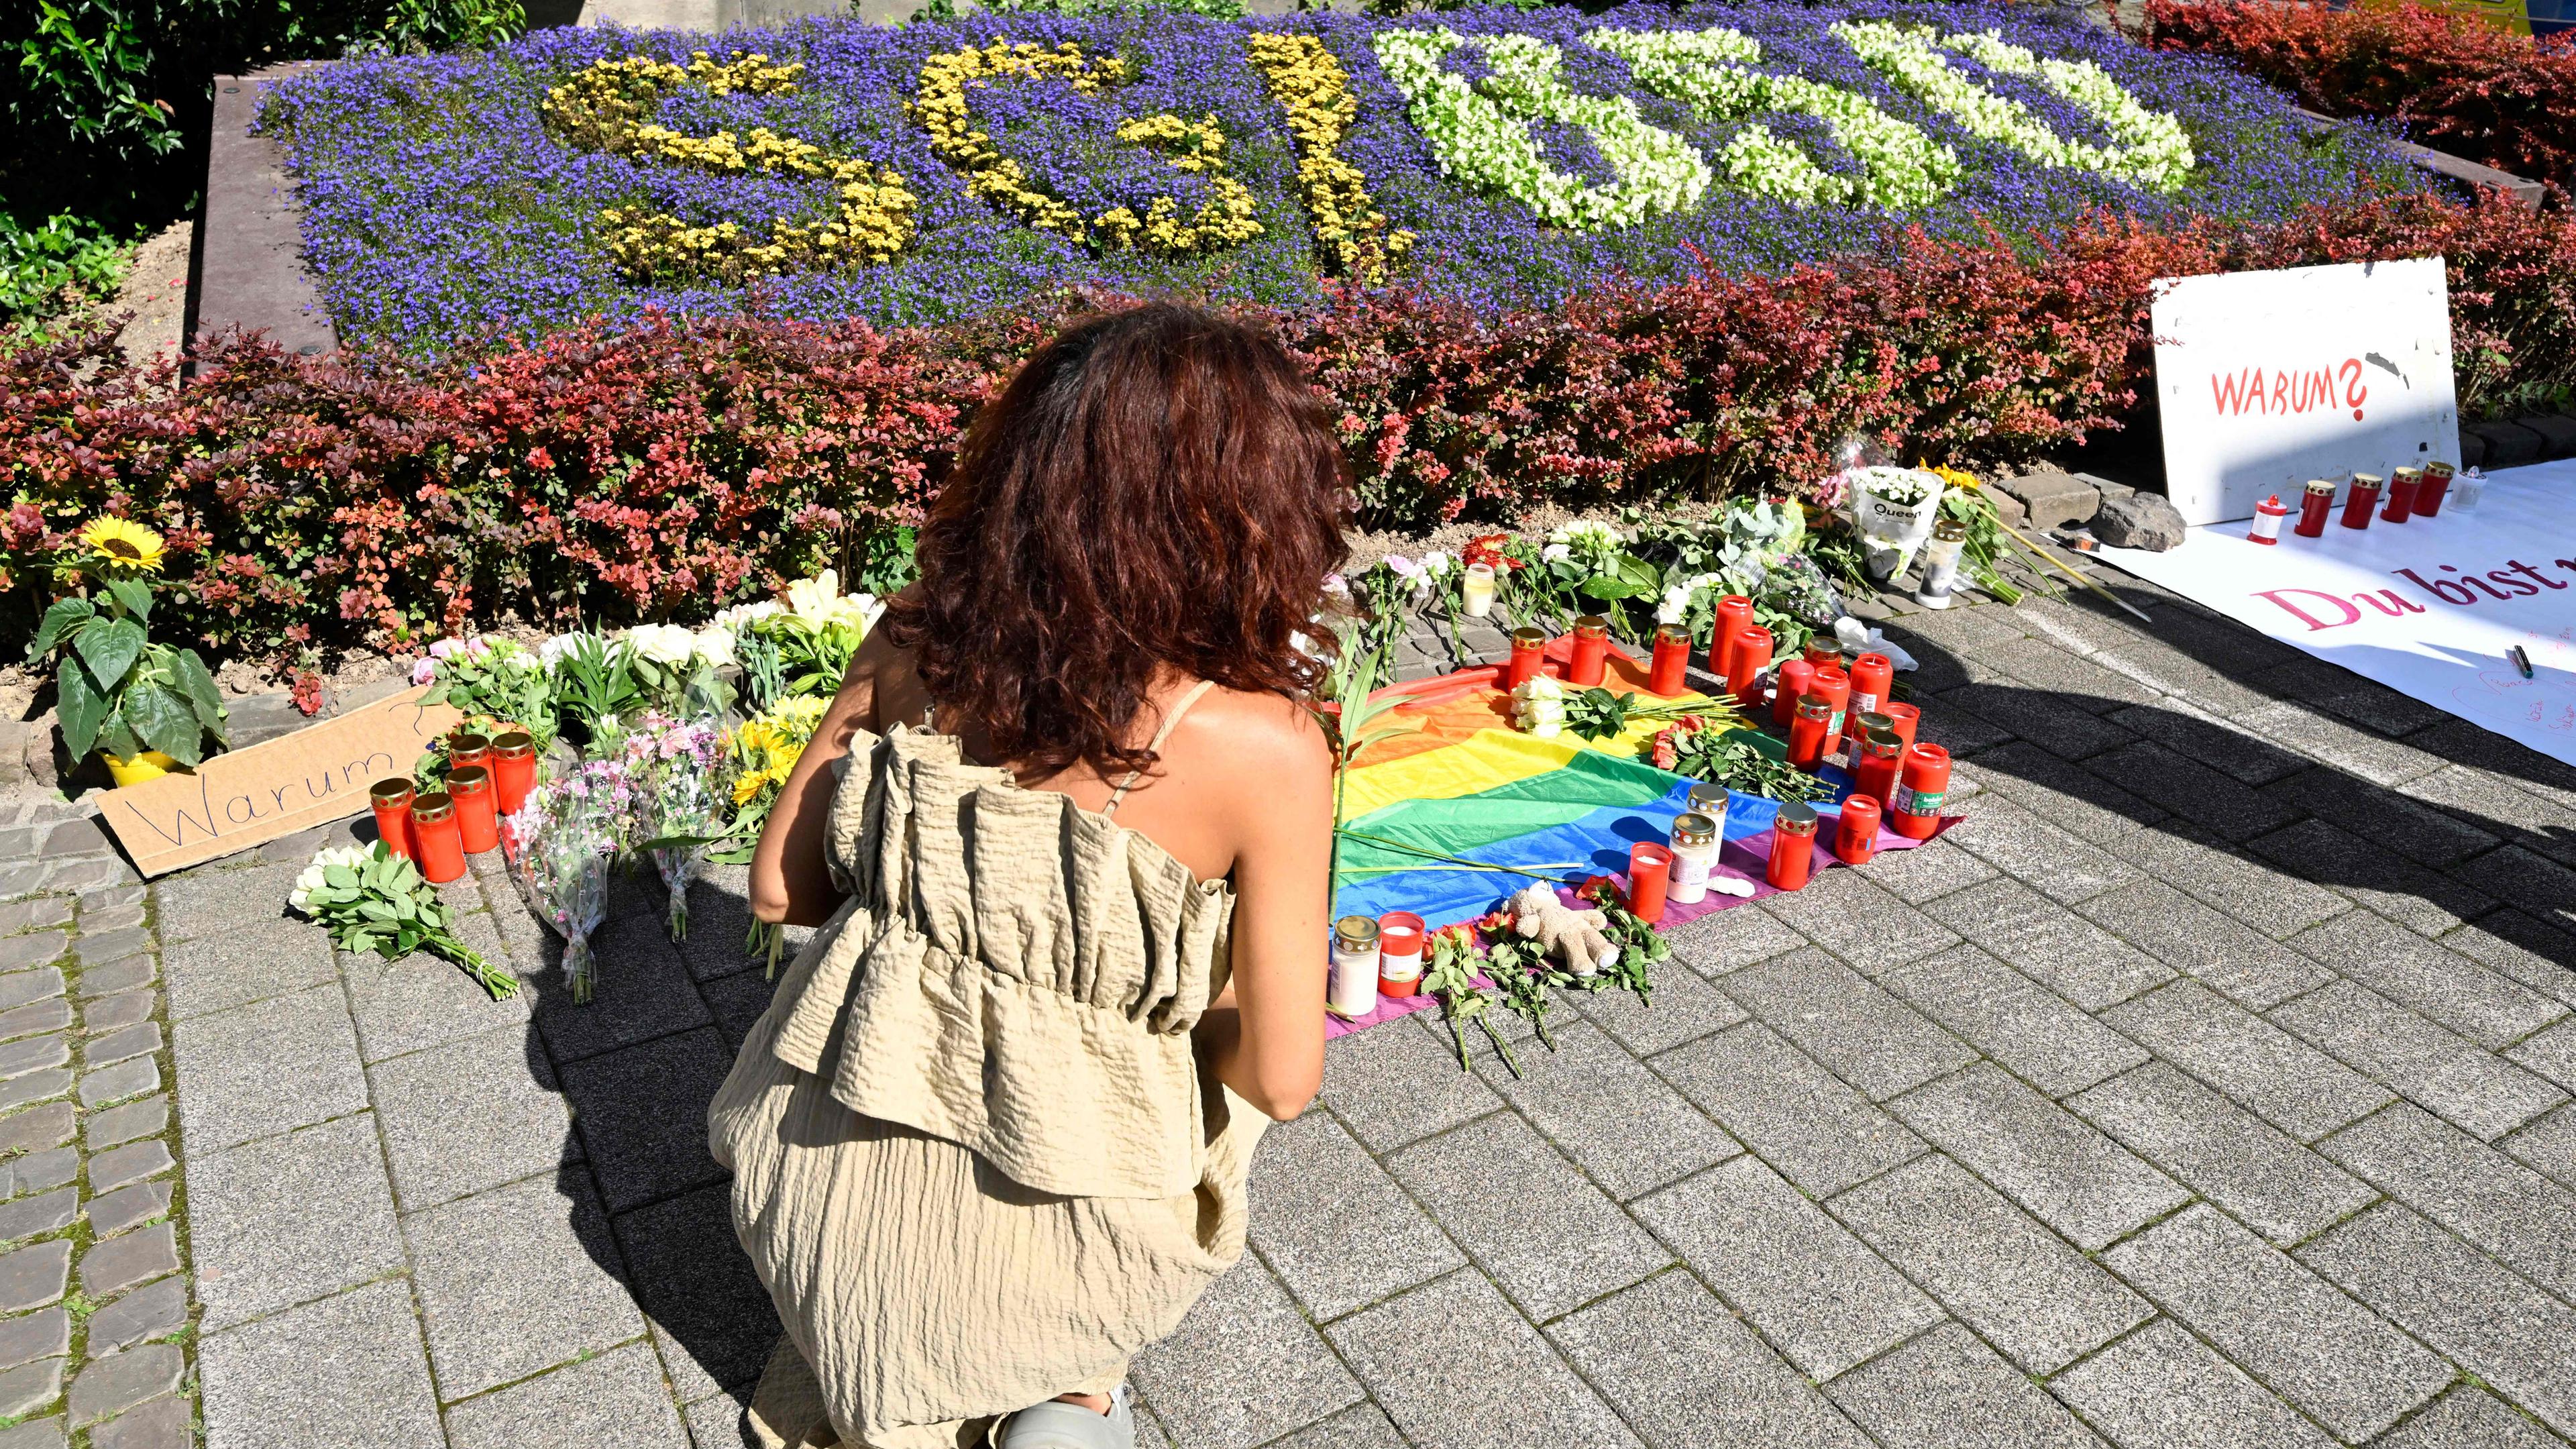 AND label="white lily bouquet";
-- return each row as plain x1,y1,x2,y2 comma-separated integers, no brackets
289,845,518,1000
1842,466,1949,582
